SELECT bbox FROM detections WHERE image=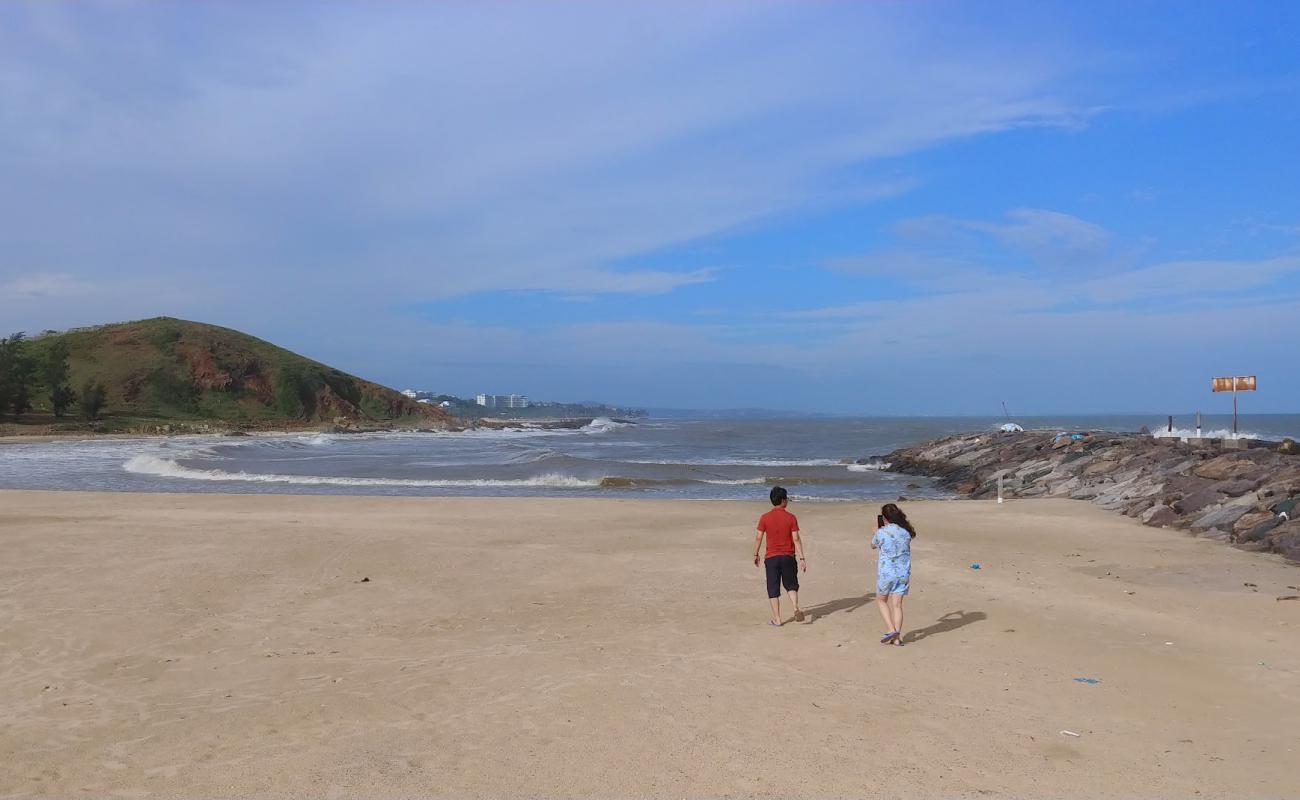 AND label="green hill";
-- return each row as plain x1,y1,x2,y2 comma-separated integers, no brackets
19,317,450,431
